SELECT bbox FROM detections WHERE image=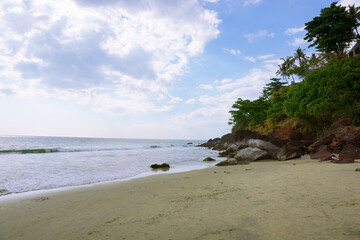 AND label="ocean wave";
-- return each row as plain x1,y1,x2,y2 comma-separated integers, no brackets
0,145,188,155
